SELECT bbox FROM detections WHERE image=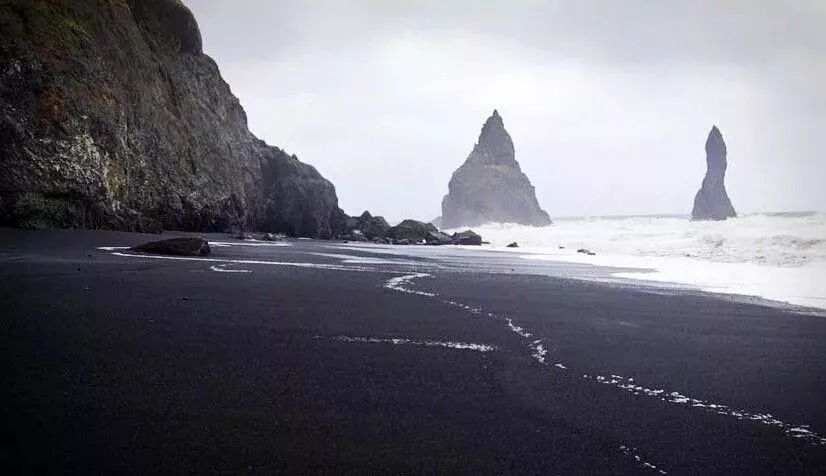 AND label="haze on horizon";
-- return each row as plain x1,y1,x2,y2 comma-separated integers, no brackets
187,0,825,223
